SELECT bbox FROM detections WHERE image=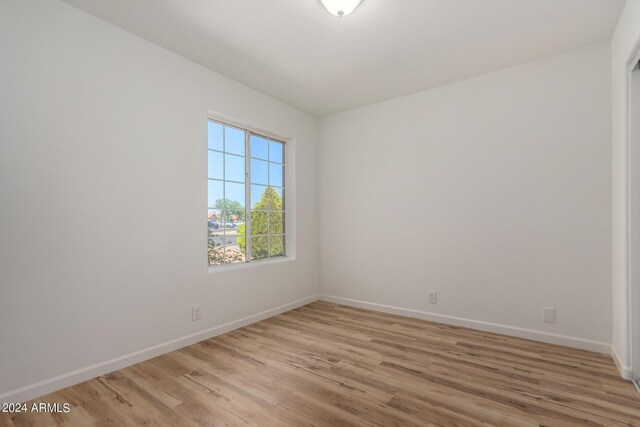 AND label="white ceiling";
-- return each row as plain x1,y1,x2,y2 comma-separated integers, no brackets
61,0,625,117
